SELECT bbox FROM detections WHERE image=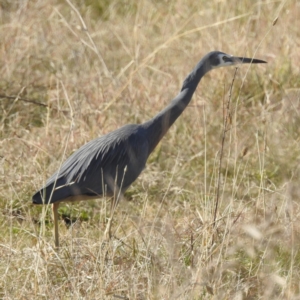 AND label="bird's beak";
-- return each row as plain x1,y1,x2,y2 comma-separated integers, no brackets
231,56,267,64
